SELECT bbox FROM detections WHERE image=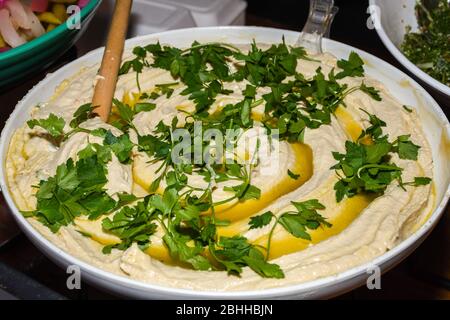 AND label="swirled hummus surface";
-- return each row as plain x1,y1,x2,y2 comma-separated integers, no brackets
6,41,434,291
